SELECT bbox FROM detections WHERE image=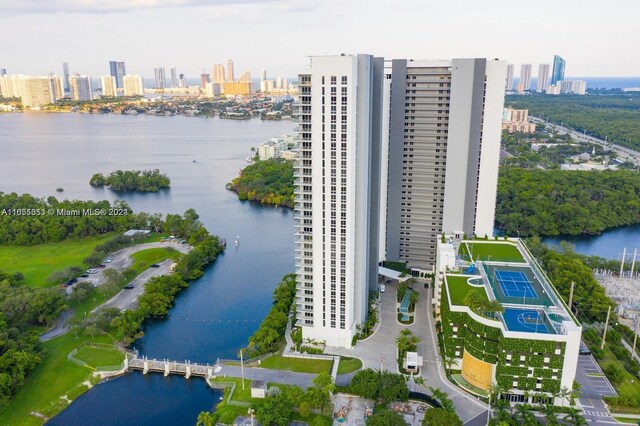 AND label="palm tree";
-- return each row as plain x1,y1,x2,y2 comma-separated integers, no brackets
443,354,456,374
558,386,571,407
563,407,587,426
540,404,560,426
514,404,538,425
196,411,214,426
489,382,507,405
494,398,512,423
428,386,455,413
